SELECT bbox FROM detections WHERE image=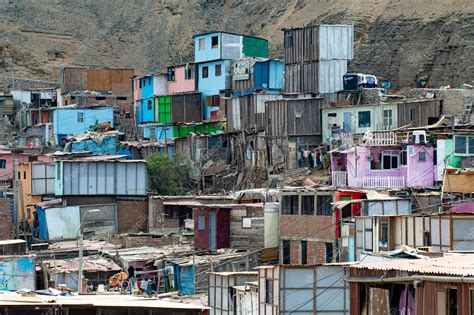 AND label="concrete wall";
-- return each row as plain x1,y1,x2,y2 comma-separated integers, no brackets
168,65,196,94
